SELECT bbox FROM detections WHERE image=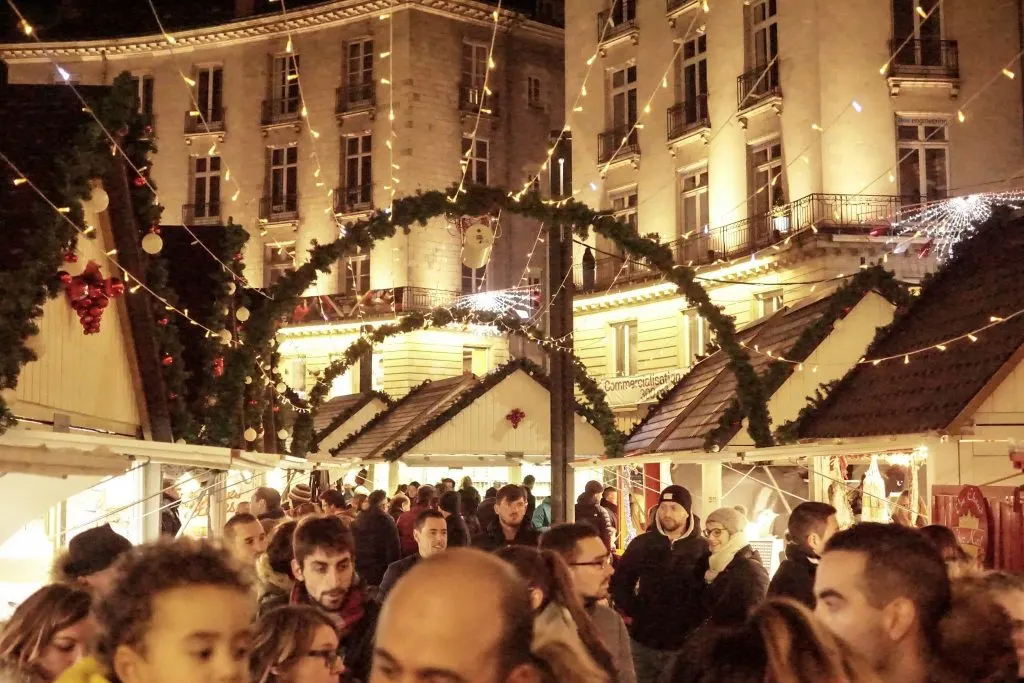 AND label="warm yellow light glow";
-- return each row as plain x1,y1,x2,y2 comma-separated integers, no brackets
310,129,320,138
915,5,927,18
811,123,823,131
21,21,32,35
991,315,1004,322
12,178,26,186
286,37,293,53
581,85,588,97
1004,68,1016,79
165,34,177,44
957,110,966,123
968,334,979,342
936,344,947,351
183,75,196,87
